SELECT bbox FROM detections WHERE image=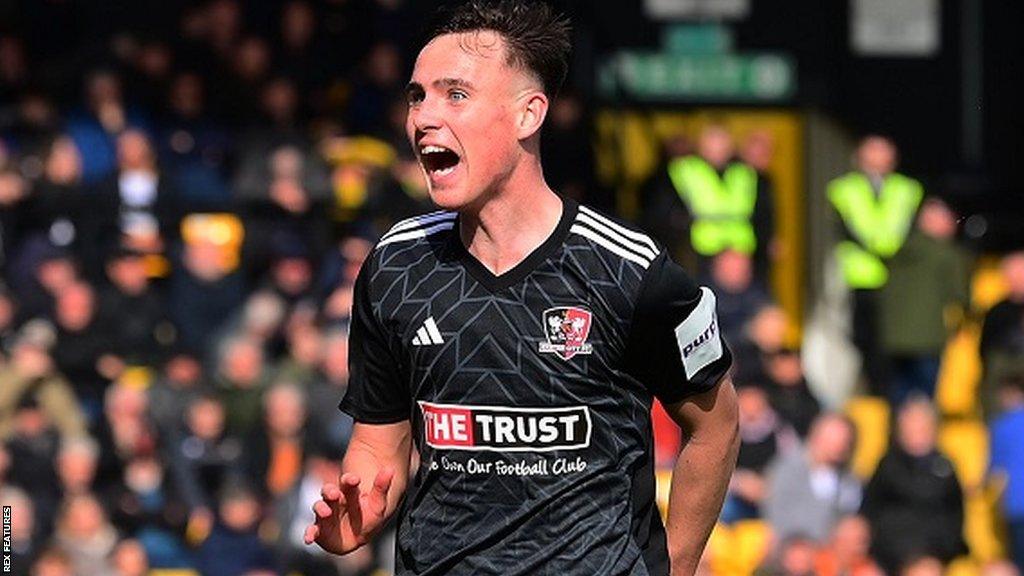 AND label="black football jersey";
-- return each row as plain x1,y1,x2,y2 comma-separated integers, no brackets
340,198,732,575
